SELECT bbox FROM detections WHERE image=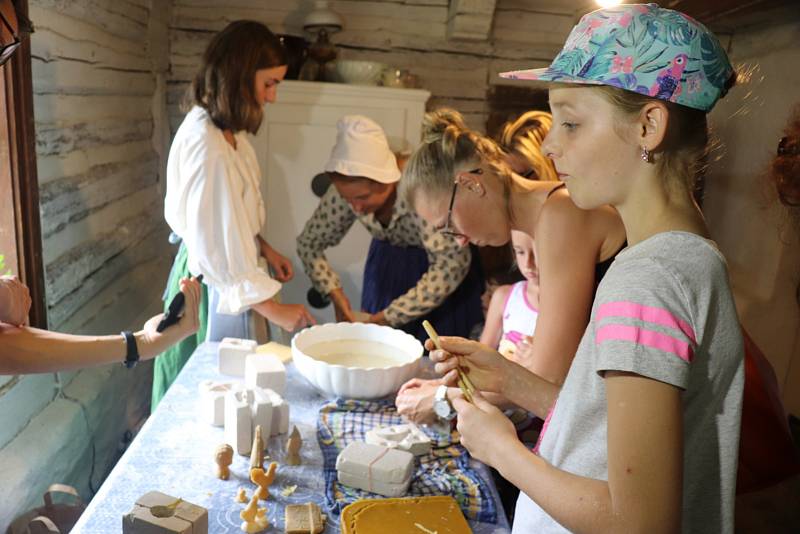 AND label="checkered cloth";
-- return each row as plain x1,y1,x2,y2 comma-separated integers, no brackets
316,398,497,523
